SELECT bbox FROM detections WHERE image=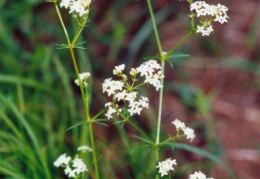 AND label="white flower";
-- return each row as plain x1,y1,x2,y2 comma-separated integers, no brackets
128,96,149,116
156,158,177,177
74,72,90,87
77,145,92,152
64,166,76,178
72,158,88,175
183,127,195,142
102,78,124,96
129,68,138,76
60,0,91,17
171,119,195,142
63,158,88,178
172,119,186,130
113,64,125,75
60,0,71,8
196,25,214,36
54,153,71,167
105,106,117,119
190,1,229,36
136,60,164,91
189,171,214,179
